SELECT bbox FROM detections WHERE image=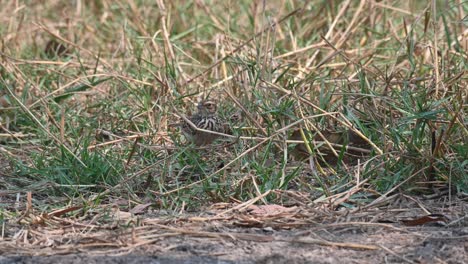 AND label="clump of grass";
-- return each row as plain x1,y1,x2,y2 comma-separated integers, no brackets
0,1,466,214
